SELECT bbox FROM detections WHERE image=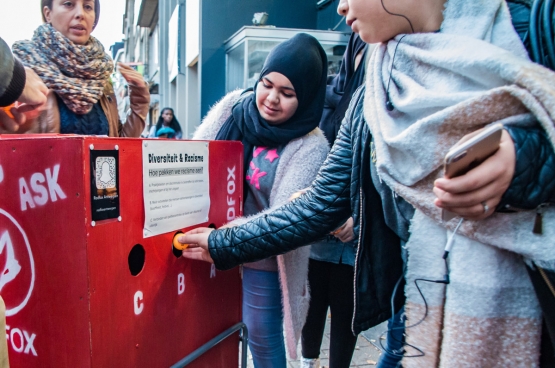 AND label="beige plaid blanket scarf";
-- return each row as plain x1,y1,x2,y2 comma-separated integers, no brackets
364,0,555,366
